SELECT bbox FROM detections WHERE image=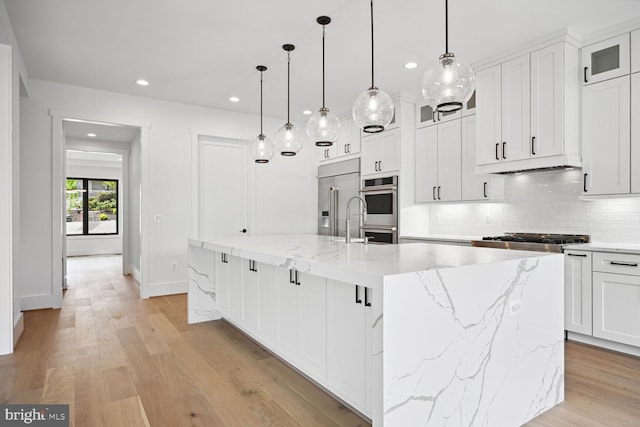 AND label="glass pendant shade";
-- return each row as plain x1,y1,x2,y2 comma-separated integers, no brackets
353,87,394,133
249,134,275,164
274,122,304,156
306,108,340,147
422,53,475,112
